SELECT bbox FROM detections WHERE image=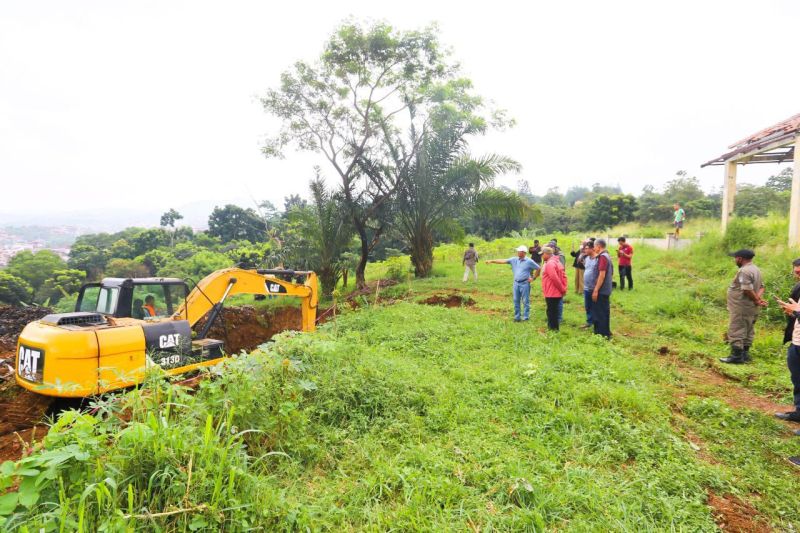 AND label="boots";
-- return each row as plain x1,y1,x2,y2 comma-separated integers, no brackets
720,346,745,364
742,345,752,363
